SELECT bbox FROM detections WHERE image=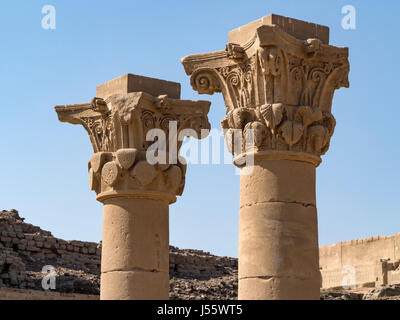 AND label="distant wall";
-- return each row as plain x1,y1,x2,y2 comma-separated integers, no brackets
0,210,237,297
320,234,400,289
169,247,237,279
